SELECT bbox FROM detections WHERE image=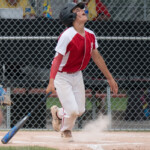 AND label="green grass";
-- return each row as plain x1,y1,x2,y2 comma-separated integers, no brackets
85,98,93,110
111,97,128,111
46,97,128,111
46,97,61,109
0,146,57,150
